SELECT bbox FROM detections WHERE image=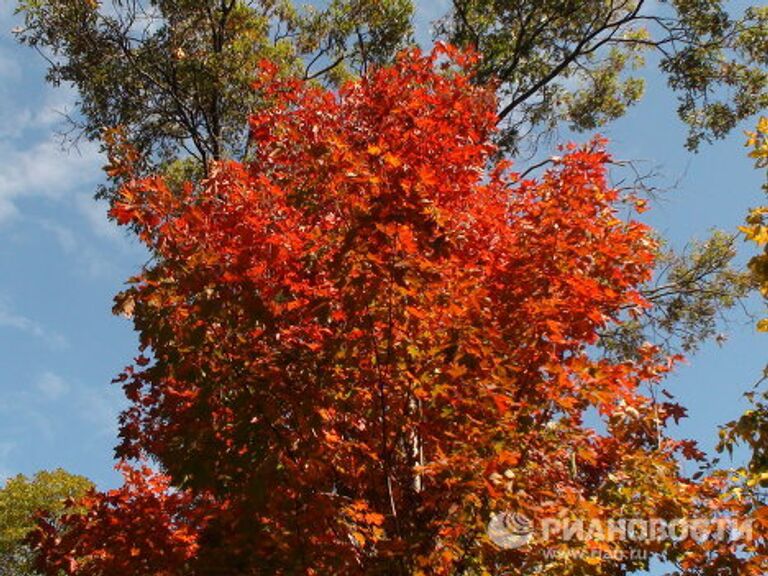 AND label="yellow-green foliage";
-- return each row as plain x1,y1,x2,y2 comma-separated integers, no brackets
742,117,768,331
0,469,92,576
